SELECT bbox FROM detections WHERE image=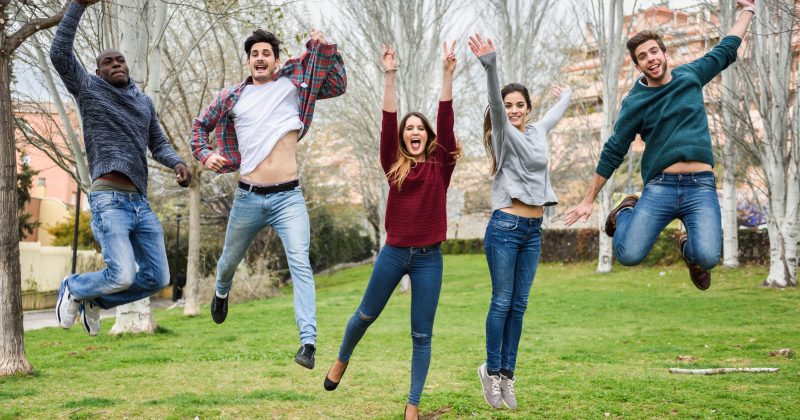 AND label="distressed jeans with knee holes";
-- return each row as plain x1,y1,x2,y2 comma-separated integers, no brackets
336,243,443,406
